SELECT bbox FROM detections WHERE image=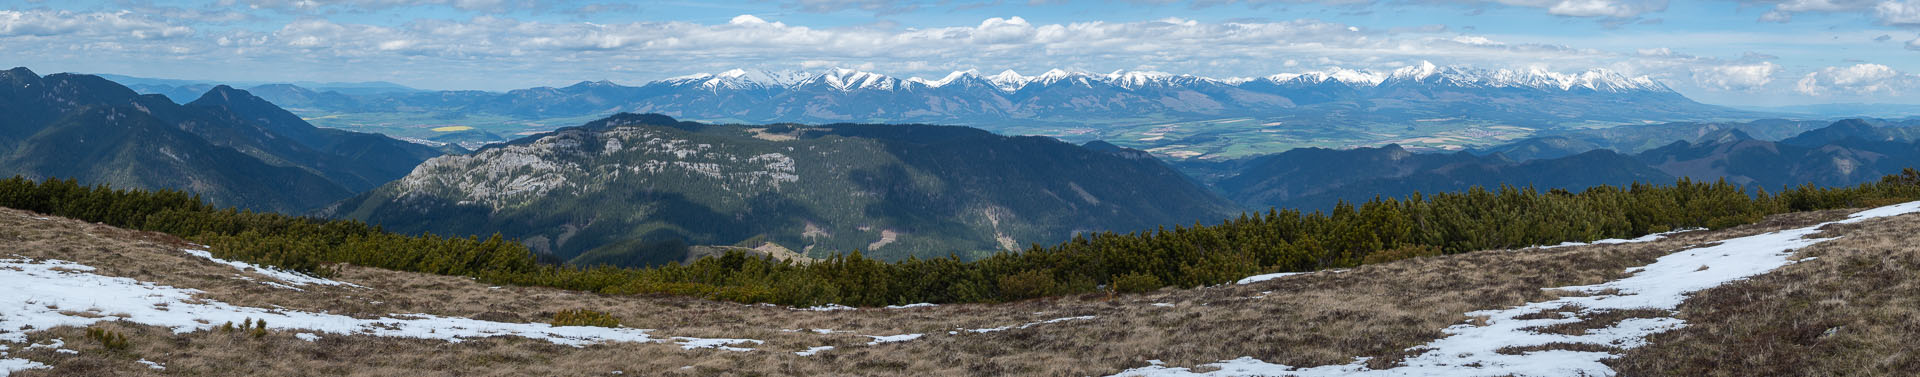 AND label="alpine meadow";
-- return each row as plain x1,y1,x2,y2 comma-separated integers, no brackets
7,1,1920,376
